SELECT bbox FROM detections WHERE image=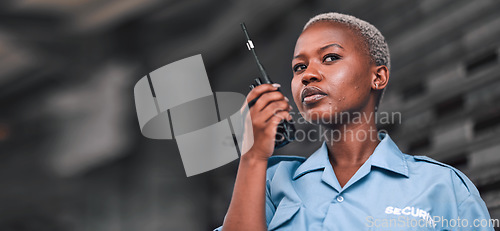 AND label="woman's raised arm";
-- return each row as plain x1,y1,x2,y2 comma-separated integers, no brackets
221,83,292,231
